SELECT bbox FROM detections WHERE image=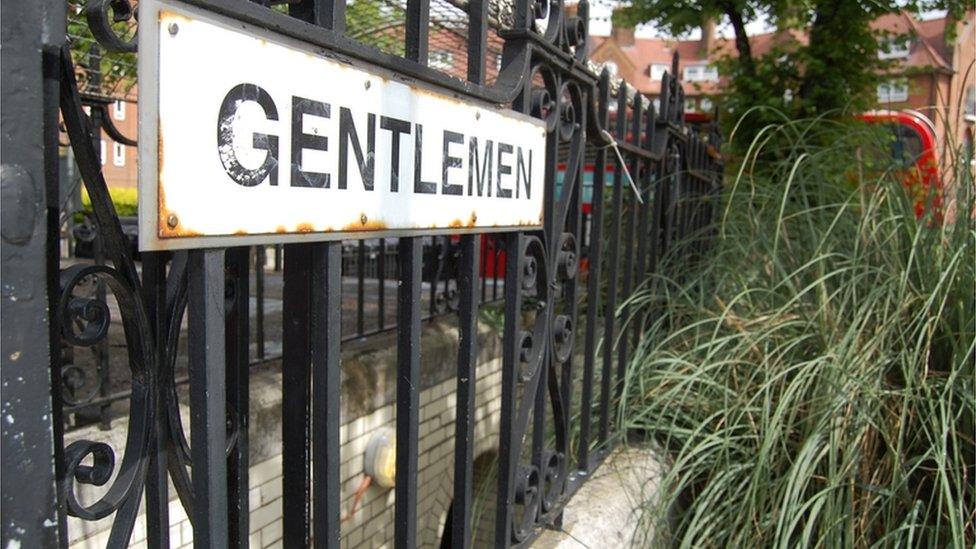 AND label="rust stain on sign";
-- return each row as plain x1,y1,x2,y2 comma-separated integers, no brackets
144,6,545,249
